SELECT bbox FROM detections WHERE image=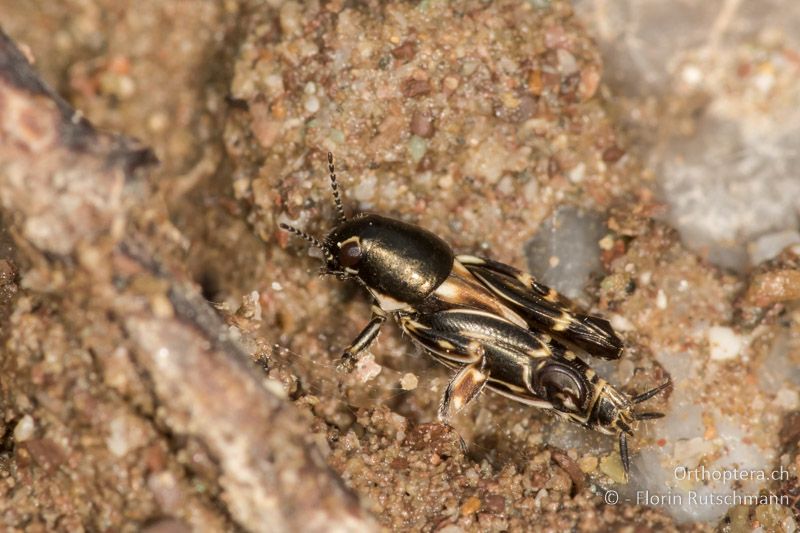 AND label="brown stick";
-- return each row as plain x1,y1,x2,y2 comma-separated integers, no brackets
0,30,375,533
